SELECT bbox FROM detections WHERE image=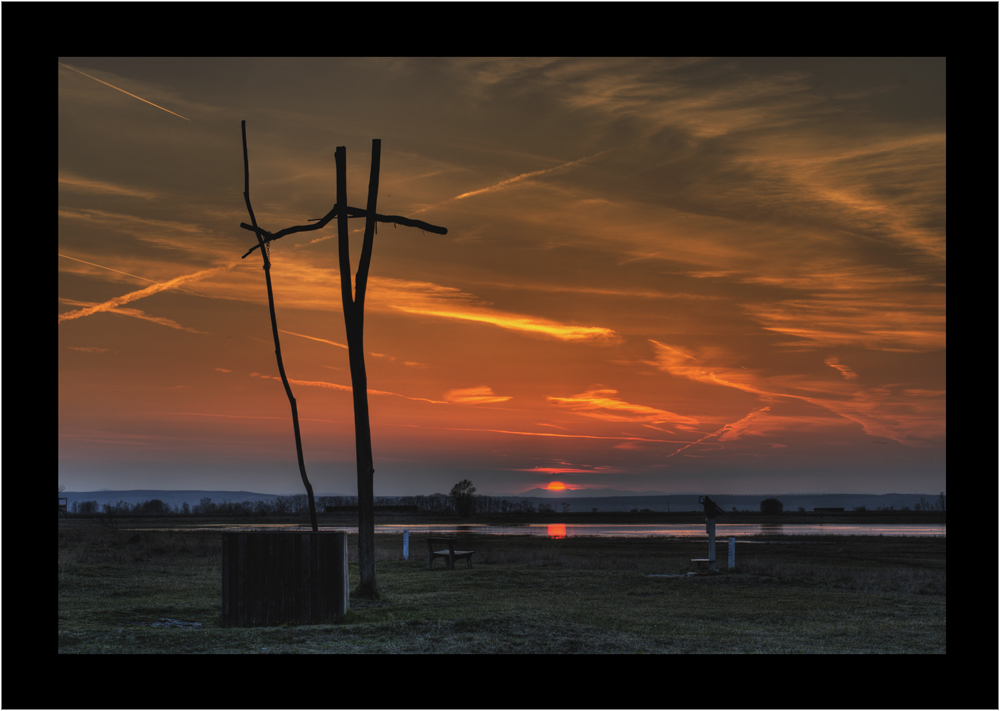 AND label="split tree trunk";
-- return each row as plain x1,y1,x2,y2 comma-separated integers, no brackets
335,140,382,599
